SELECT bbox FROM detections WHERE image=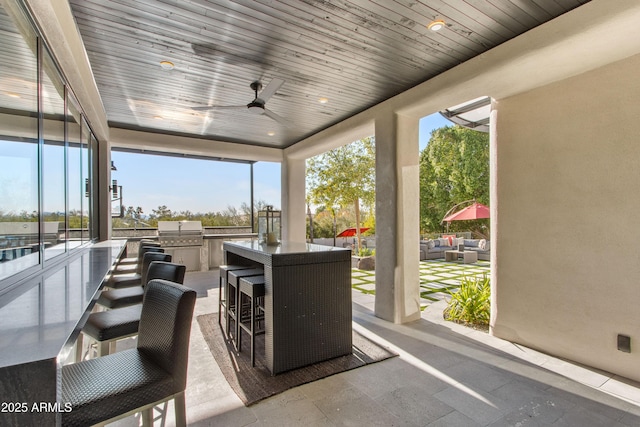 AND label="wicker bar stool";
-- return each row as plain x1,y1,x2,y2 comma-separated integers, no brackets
238,275,266,366
218,265,255,326
98,259,185,309
117,239,160,266
79,261,186,359
108,249,166,290
112,242,162,274
62,280,196,427
226,268,264,344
